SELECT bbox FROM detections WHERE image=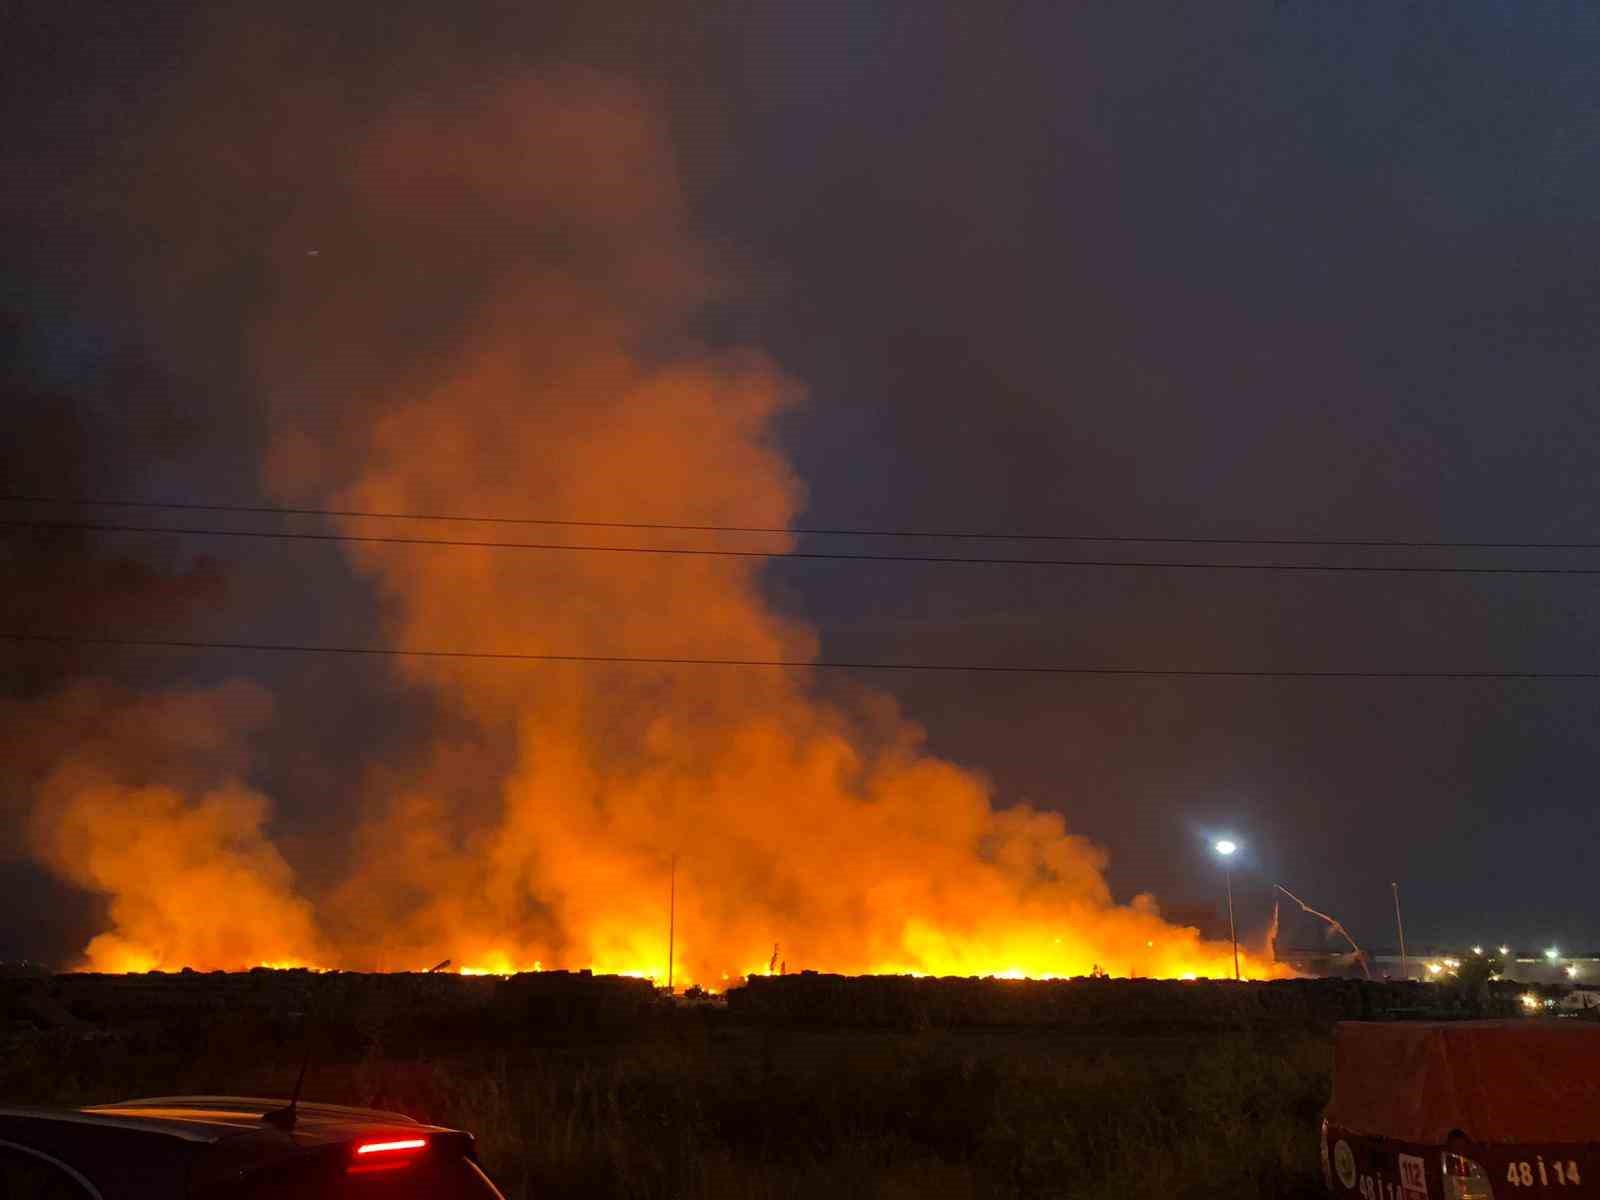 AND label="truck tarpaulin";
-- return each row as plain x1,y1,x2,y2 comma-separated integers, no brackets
1327,1020,1600,1145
